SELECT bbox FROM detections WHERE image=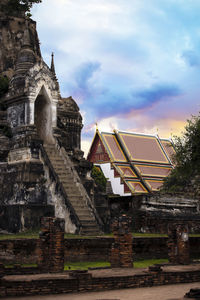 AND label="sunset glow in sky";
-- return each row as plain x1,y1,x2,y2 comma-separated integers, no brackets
32,0,200,155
